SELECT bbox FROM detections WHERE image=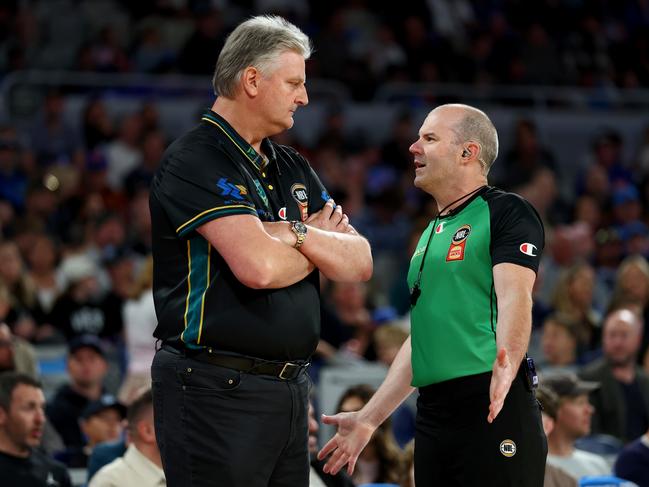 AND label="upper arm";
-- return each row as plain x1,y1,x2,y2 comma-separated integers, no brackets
493,263,536,303
154,146,258,238
490,194,545,273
